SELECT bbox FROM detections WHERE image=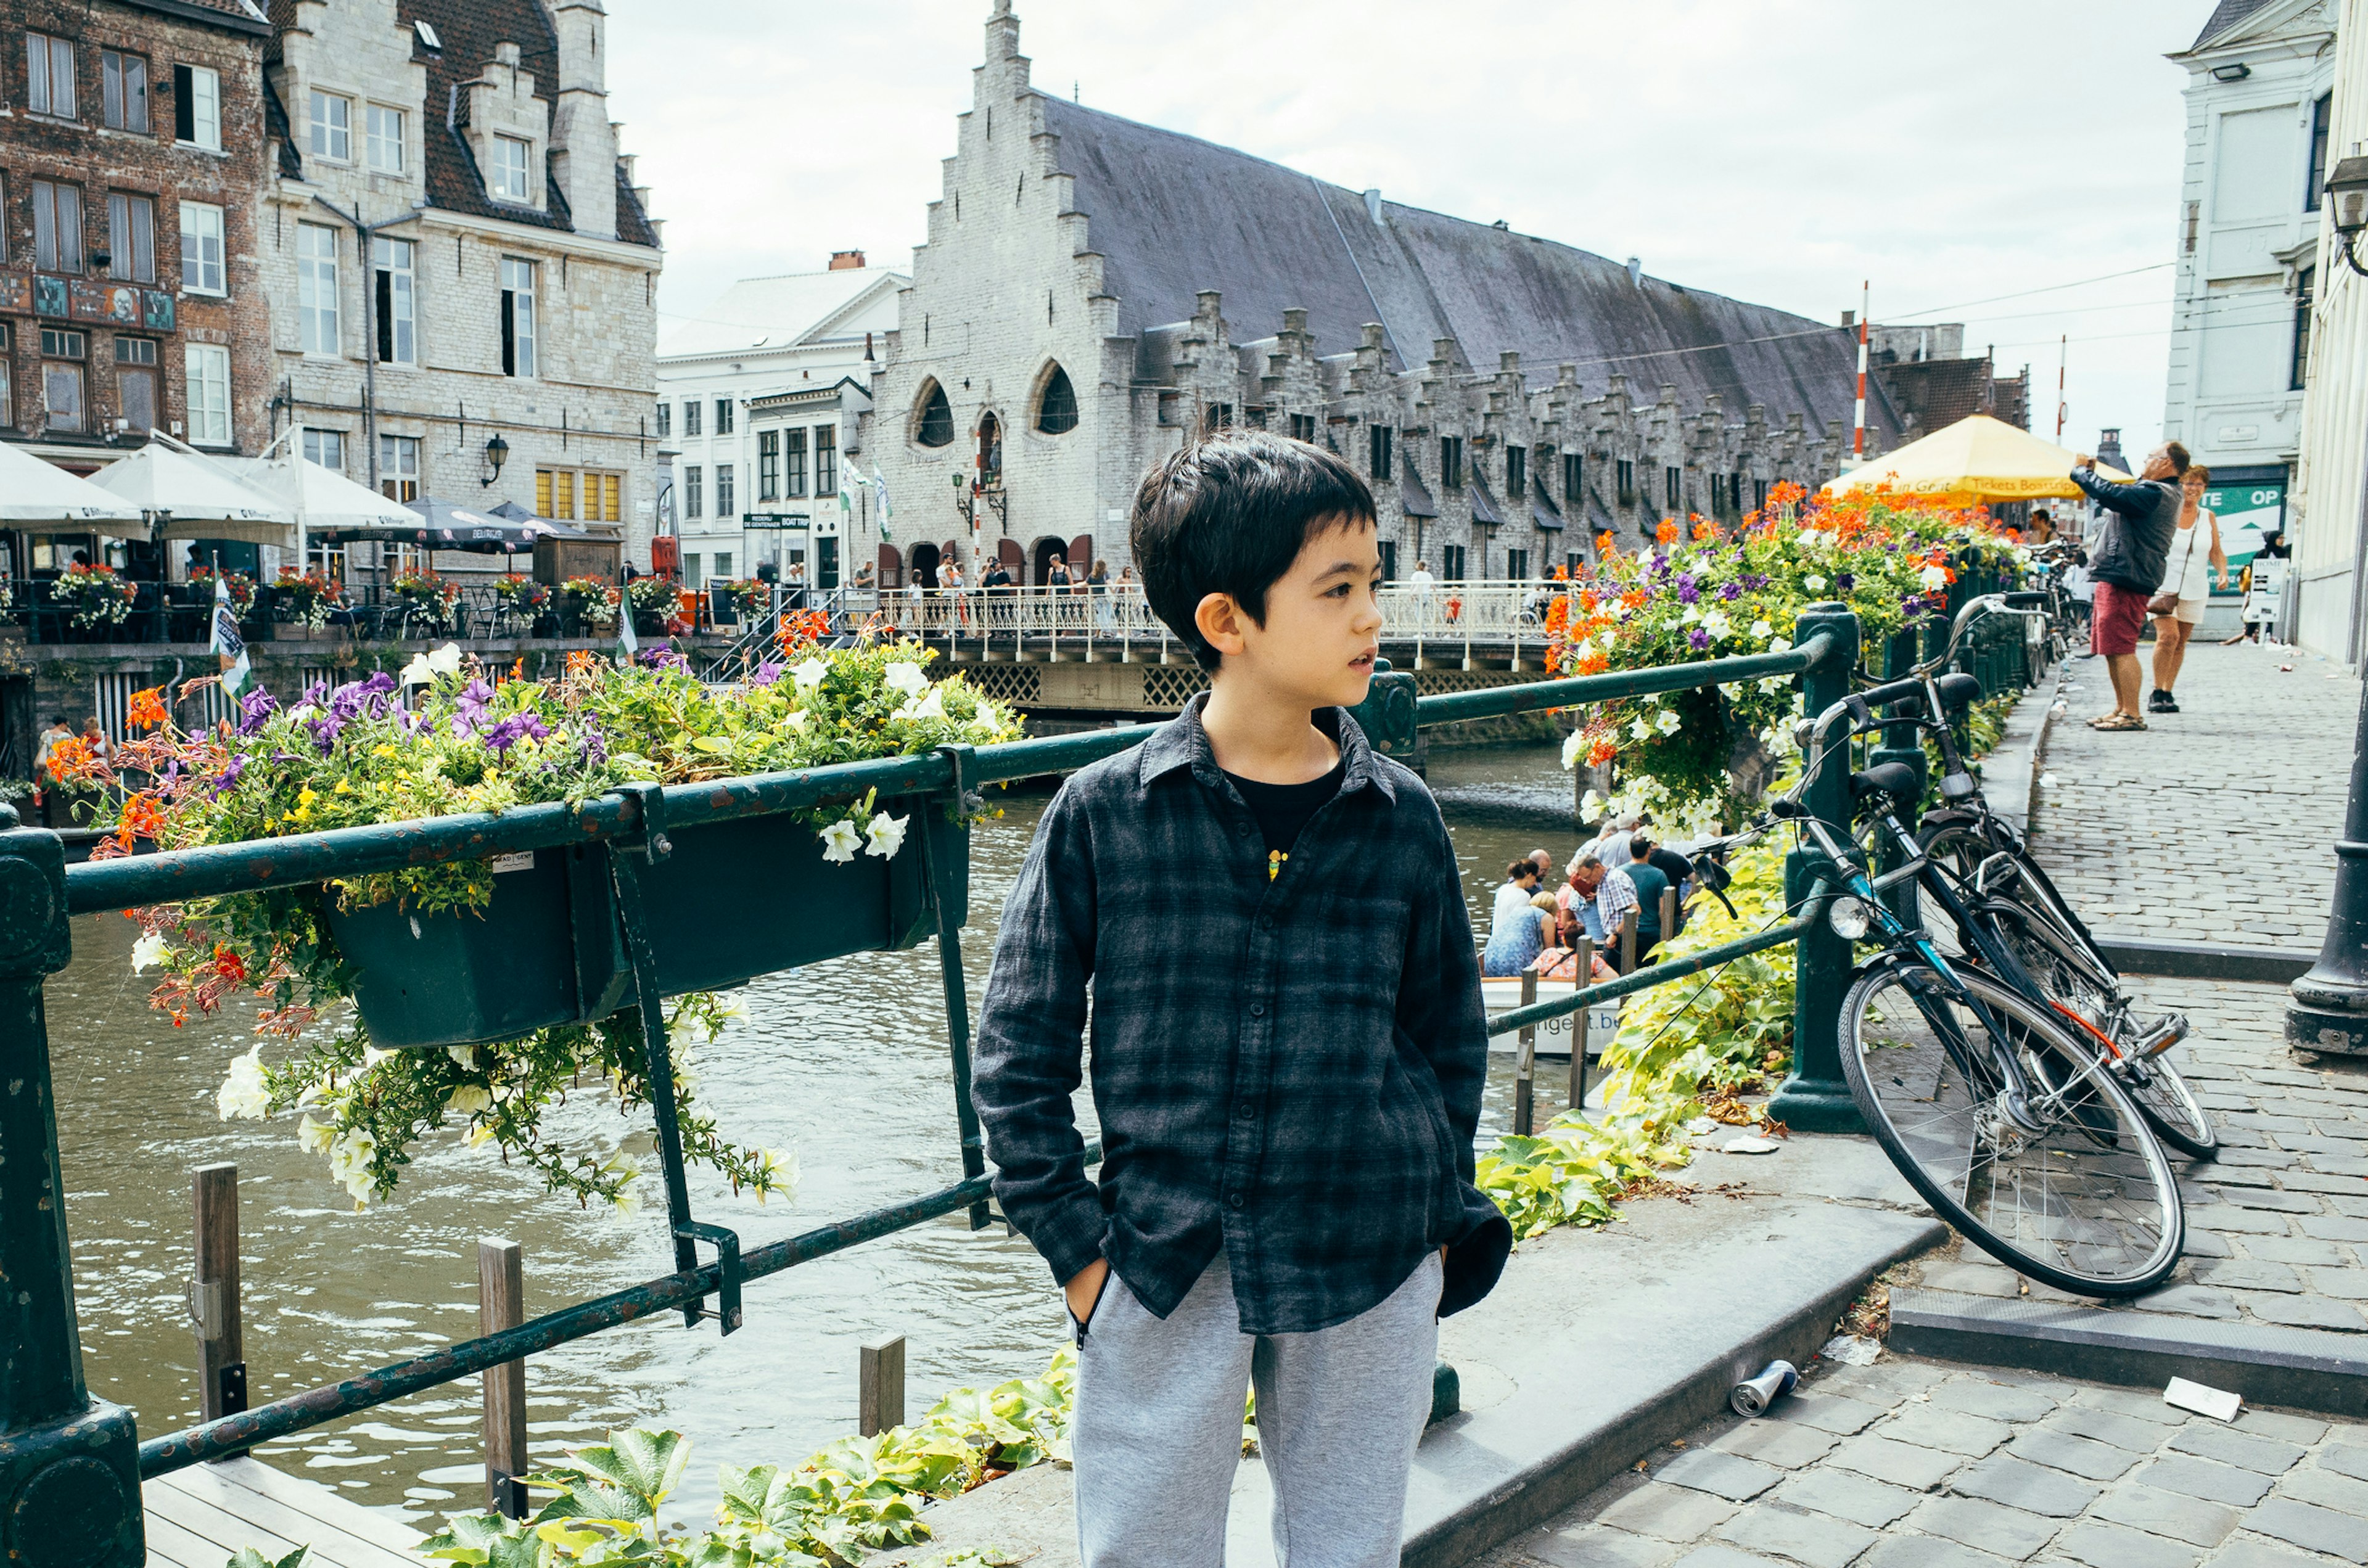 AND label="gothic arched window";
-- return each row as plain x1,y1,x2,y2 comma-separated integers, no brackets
914,381,954,448
1034,363,1079,435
